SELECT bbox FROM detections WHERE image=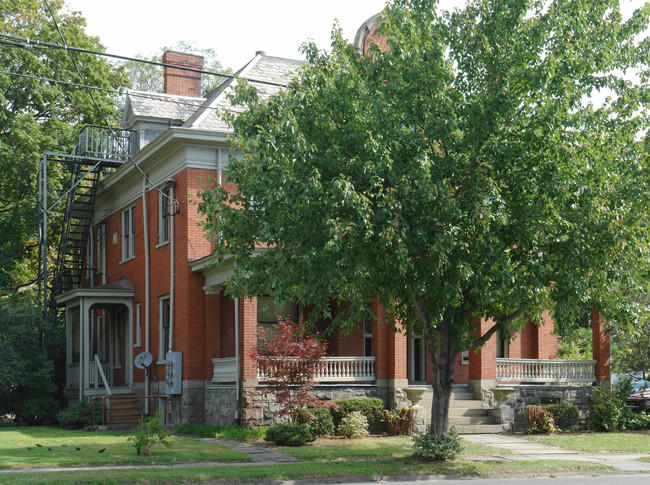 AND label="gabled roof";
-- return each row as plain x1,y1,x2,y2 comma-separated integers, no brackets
123,54,305,134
